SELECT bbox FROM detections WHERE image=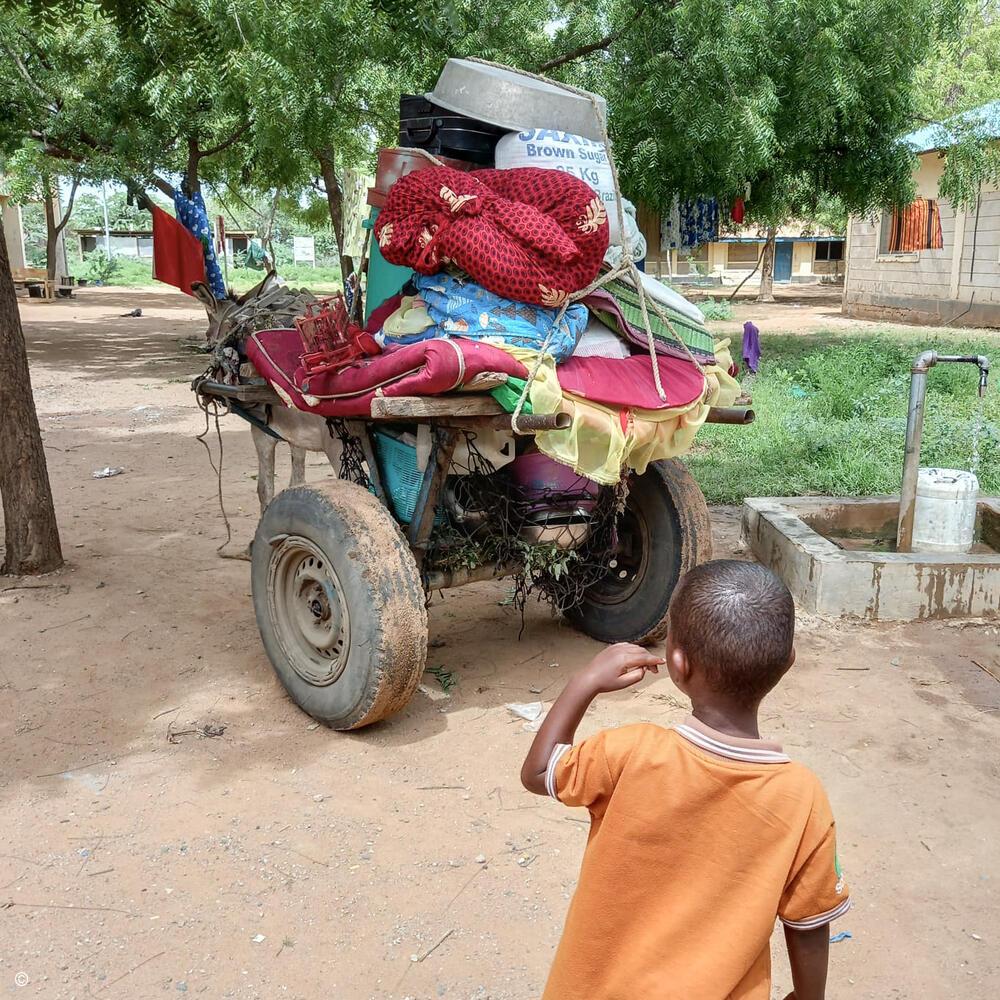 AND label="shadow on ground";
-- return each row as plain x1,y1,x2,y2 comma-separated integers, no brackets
18,287,209,382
